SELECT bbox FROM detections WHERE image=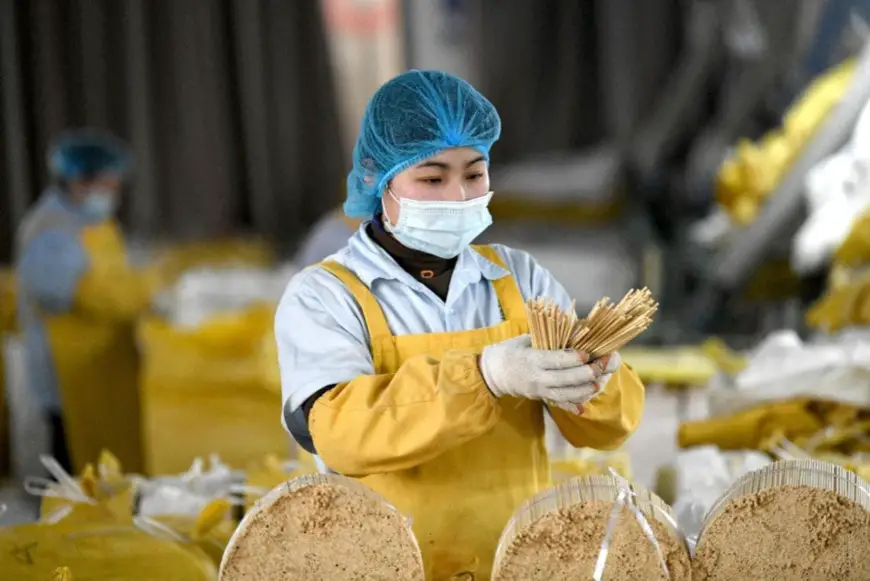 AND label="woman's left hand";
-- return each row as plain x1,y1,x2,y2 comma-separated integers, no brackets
551,351,622,414
591,351,622,392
